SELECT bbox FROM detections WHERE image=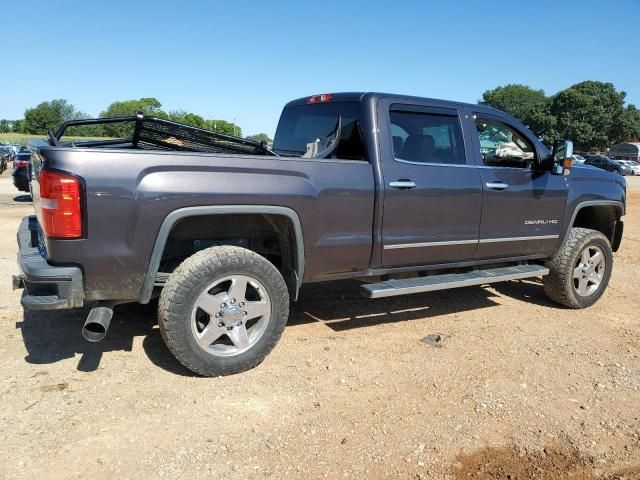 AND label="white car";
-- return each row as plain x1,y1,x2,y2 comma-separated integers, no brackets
571,154,586,165
617,160,640,175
